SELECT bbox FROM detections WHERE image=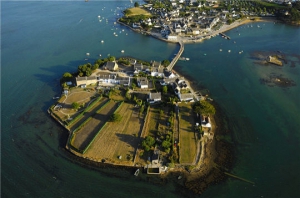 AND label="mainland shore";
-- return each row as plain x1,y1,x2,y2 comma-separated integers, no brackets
119,17,278,44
